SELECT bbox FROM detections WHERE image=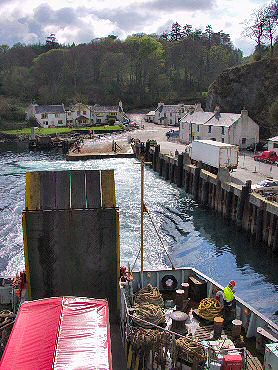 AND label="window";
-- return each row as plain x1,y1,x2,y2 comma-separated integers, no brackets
164,113,166,118
41,113,48,119
44,121,48,126
96,118,101,124
221,126,225,135
211,138,216,141
170,119,172,124
170,112,172,117
222,138,225,143
67,112,71,116
58,120,63,125
208,125,212,133
83,110,87,115
55,113,59,118
274,143,278,148
197,125,200,132
77,111,80,115
242,138,246,144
